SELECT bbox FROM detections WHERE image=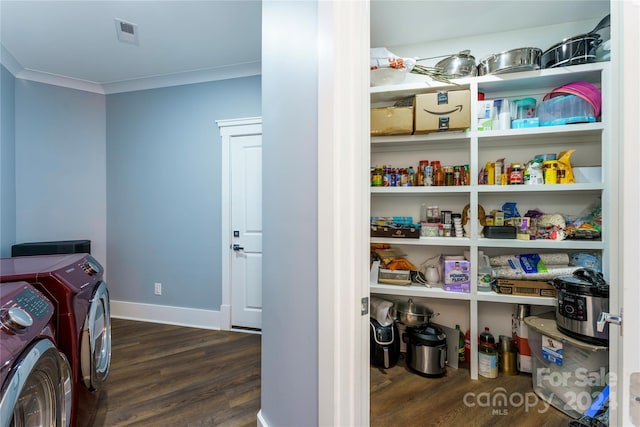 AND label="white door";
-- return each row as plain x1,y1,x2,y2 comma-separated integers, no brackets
218,118,262,331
